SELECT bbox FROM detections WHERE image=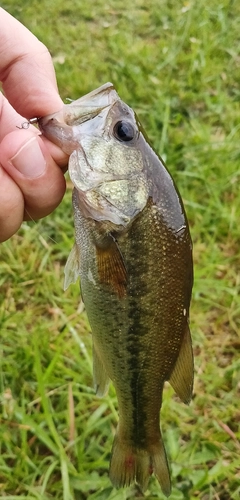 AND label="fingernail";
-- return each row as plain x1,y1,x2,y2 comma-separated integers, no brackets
10,137,47,178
